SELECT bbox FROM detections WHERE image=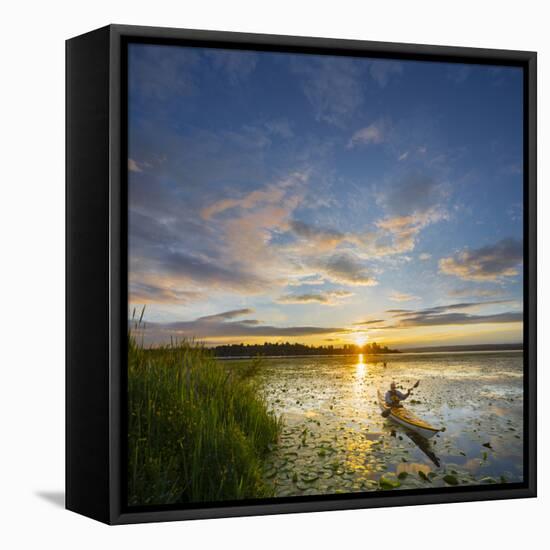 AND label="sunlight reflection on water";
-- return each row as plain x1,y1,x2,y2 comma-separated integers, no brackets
250,351,524,497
